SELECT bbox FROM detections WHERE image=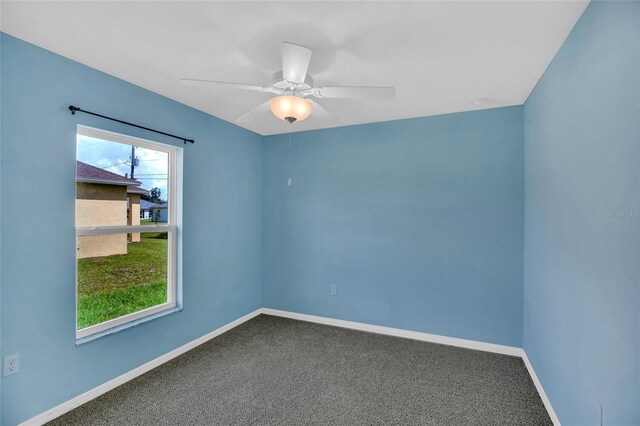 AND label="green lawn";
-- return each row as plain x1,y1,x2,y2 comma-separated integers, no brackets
77,231,168,329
